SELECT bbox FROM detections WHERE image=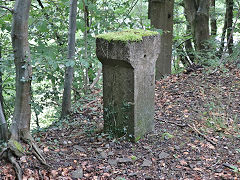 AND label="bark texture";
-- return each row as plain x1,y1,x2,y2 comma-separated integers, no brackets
0,44,4,111
61,0,77,118
210,0,217,36
0,44,8,142
83,0,90,92
148,0,174,79
218,0,234,57
184,0,210,51
4,2,47,178
185,25,195,63
226,0,233,54
0,42,8,142
11,0,32,140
